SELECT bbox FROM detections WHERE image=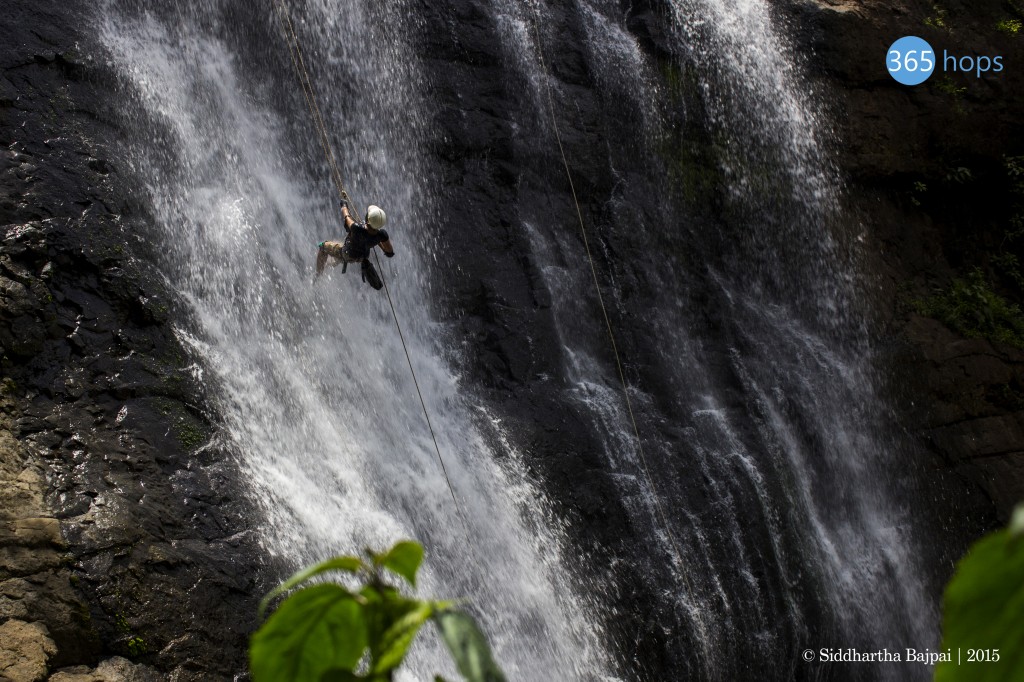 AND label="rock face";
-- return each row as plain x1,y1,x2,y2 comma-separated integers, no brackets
48,657,161,682
901,316,1024,513
788,0,1024,181
1,2,263,680
784,0,1024,518
4,0,1022,681
414,0,1020,675
0,620,57,682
